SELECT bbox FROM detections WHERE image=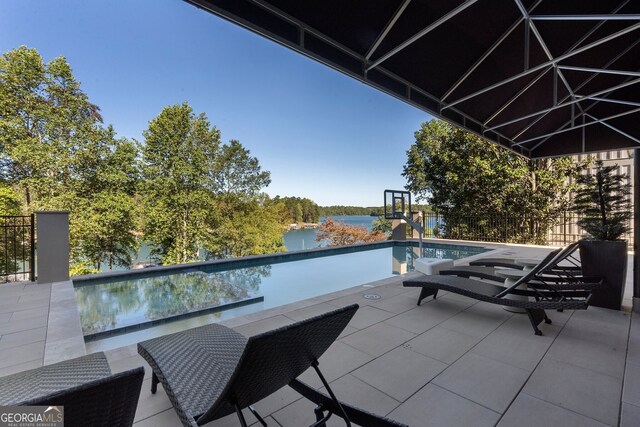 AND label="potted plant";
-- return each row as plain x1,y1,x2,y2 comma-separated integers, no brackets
572,160,632,310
